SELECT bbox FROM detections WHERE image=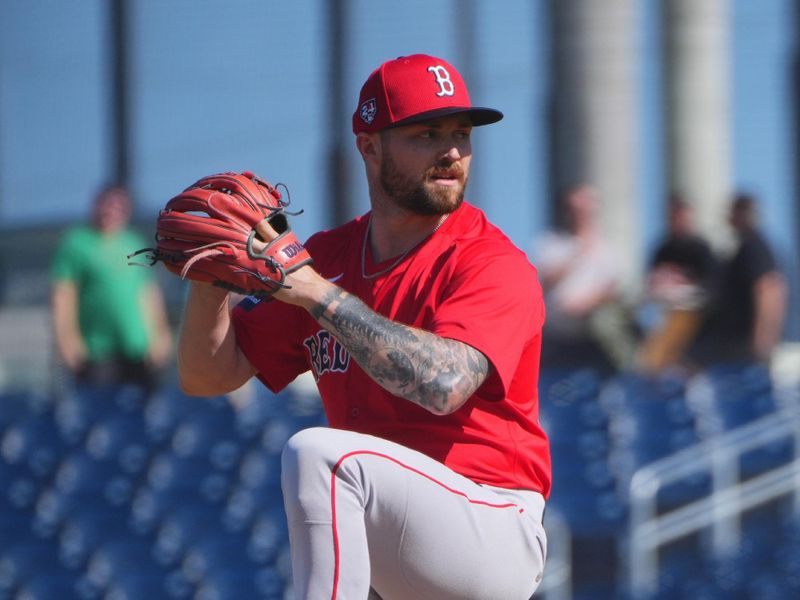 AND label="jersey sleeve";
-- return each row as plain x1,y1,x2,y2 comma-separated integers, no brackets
51,229,83,282
742,234,778,281
429,244,545,398
232,297,313,393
